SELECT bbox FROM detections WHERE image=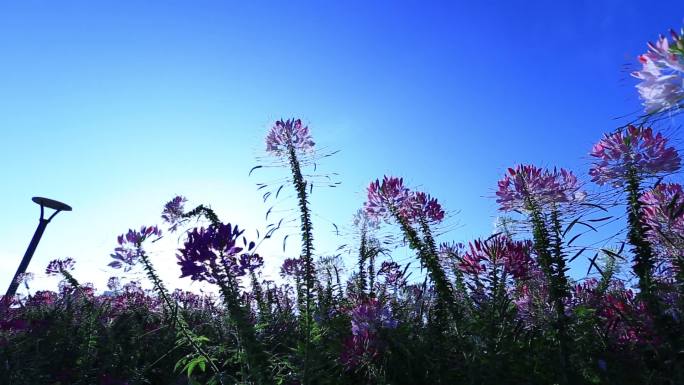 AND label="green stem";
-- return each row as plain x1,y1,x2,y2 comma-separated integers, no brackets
212,258,270,385
139,251,224,384
286,141,315,384
526,201,568,385
625,167,656,300
358,231,368,297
